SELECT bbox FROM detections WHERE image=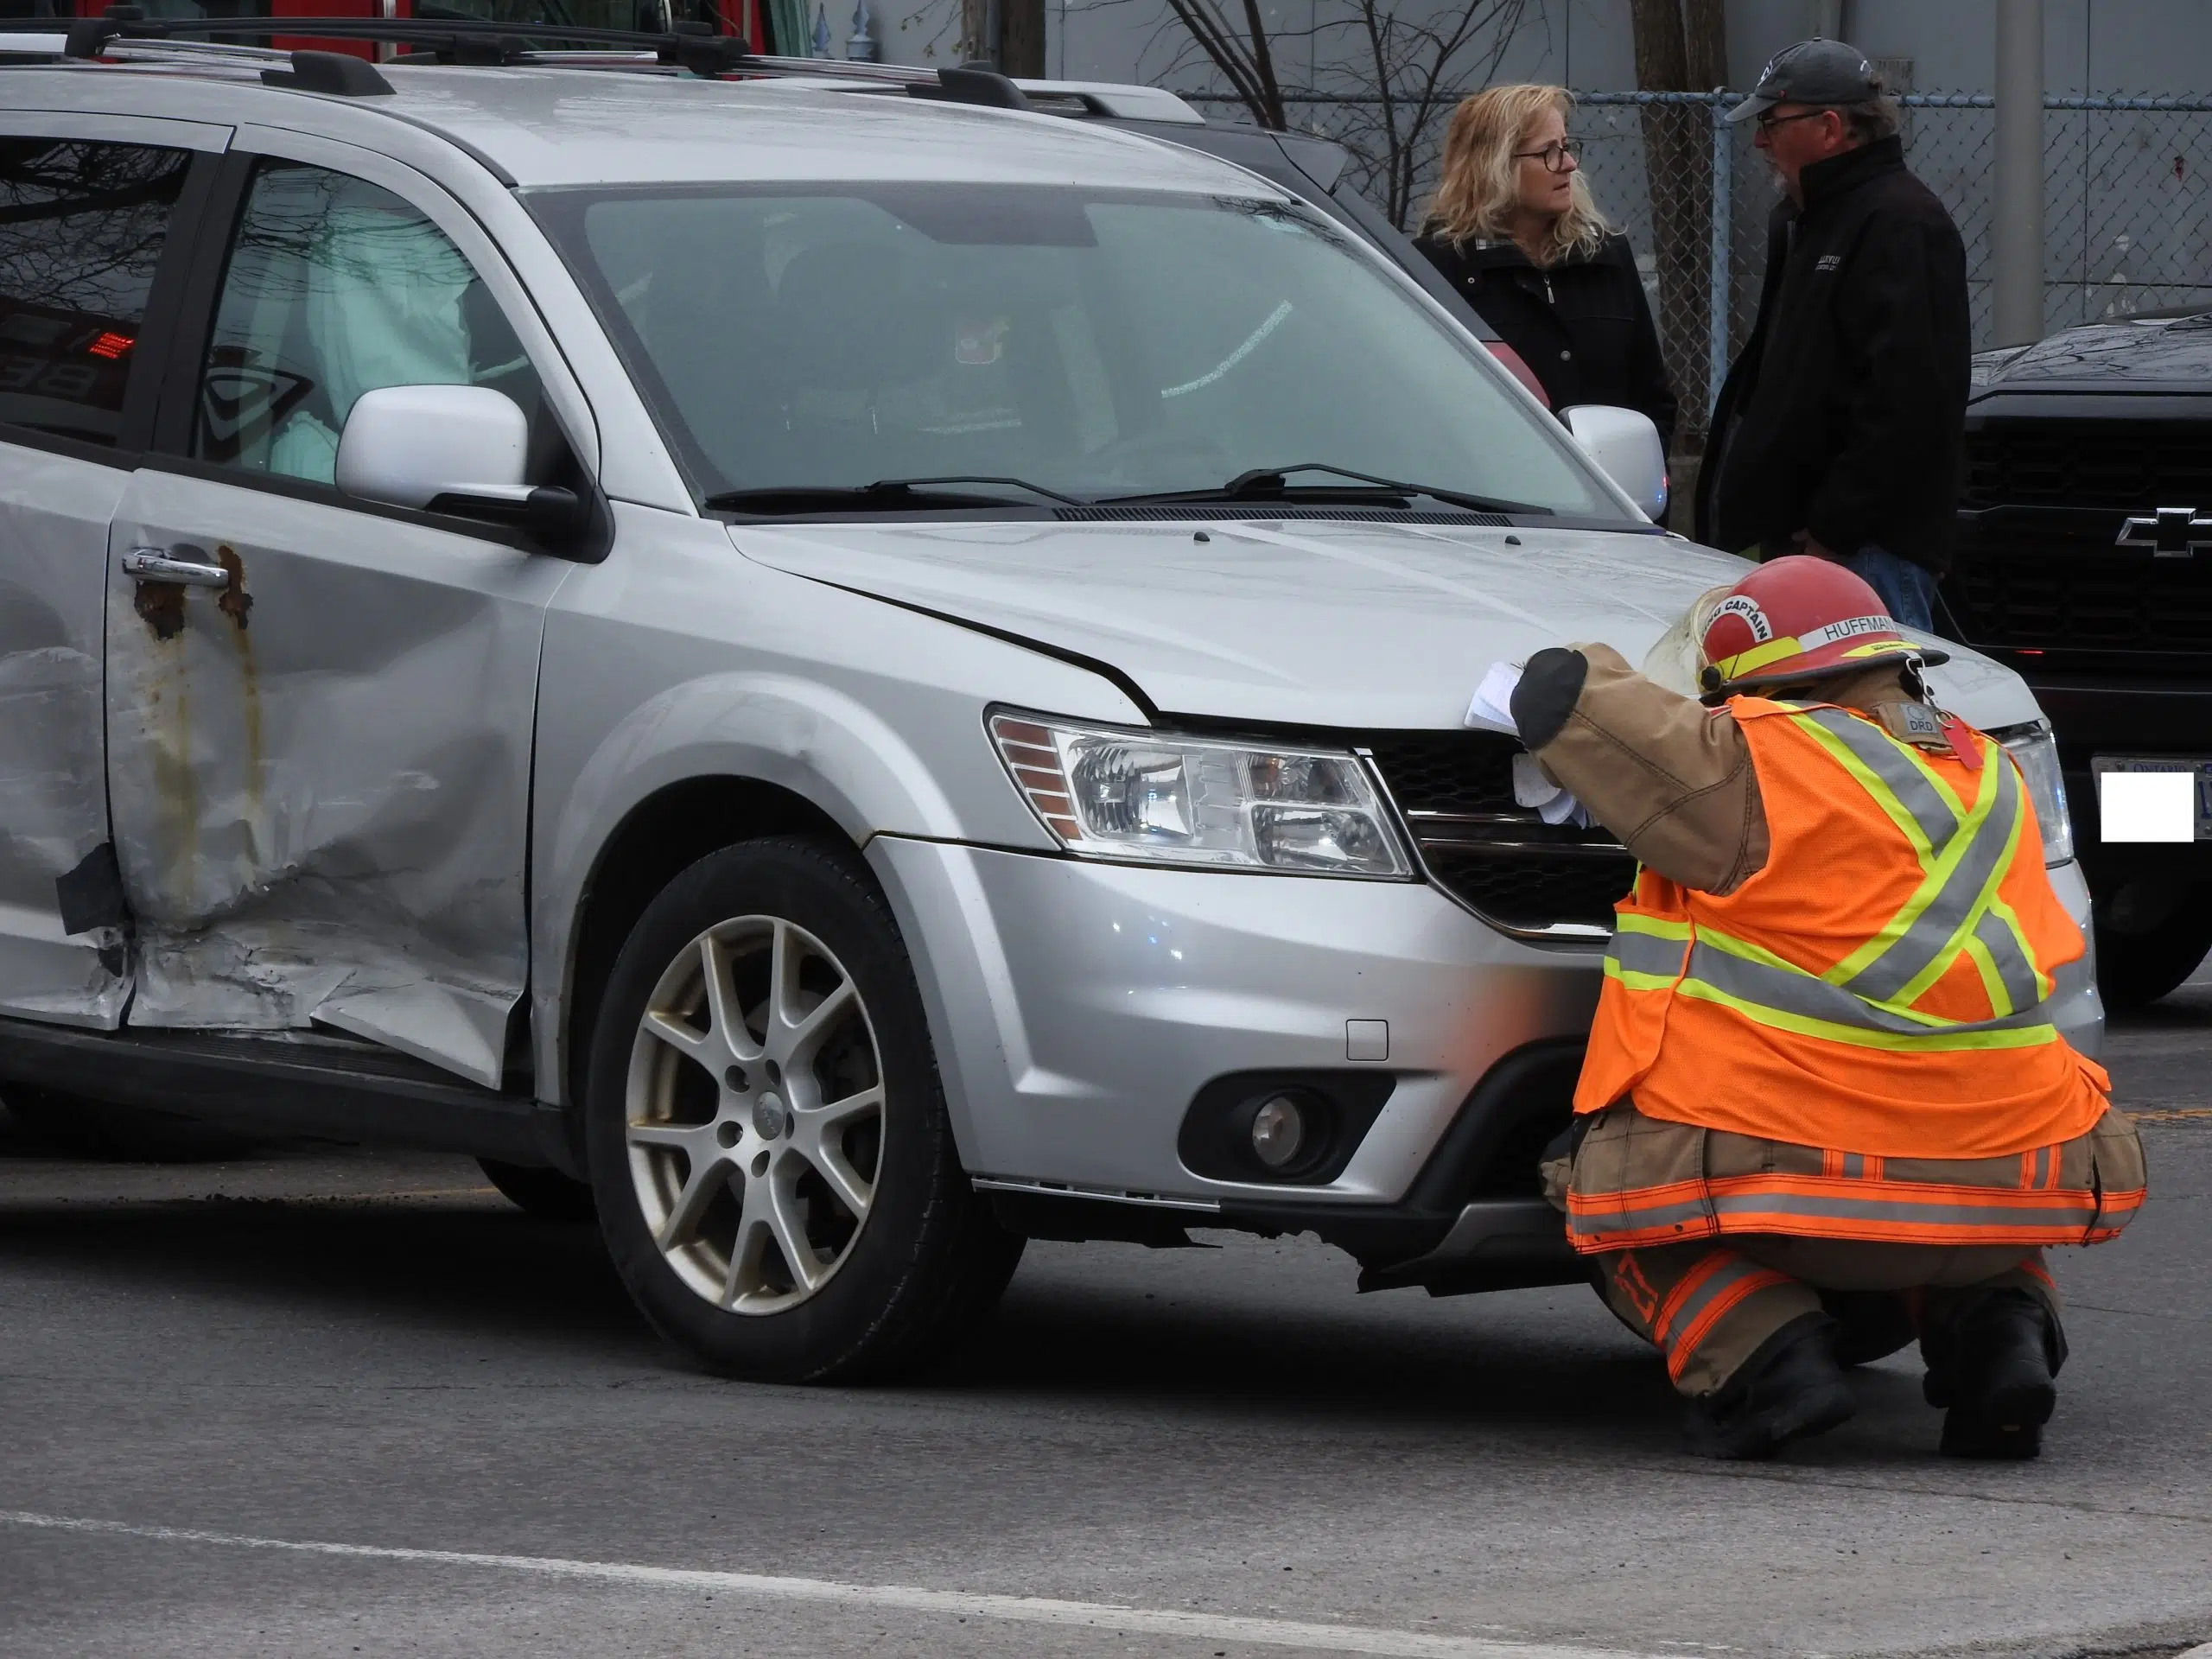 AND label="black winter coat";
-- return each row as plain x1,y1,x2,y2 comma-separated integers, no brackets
1694,136,1970,574
1414,231,1677,455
